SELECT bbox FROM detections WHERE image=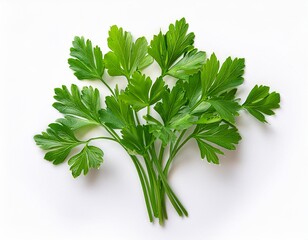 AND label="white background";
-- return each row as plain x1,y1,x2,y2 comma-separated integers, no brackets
1,0,308,239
